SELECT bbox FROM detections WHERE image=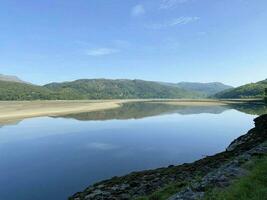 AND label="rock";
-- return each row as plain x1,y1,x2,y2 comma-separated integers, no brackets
129,181,139,187
119,183,130,190
84,190,104,199
120,193,131,199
